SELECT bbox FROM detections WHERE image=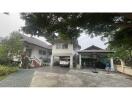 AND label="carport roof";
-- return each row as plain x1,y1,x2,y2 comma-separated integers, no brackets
78,45,114,53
